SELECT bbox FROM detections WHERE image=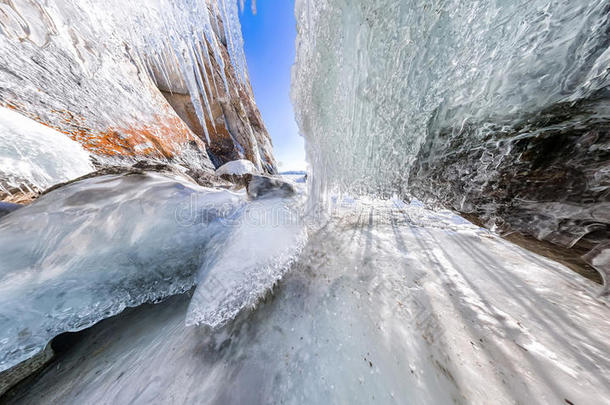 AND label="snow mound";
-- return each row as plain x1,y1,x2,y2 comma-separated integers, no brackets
216,159,258,176
0,107,93,195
